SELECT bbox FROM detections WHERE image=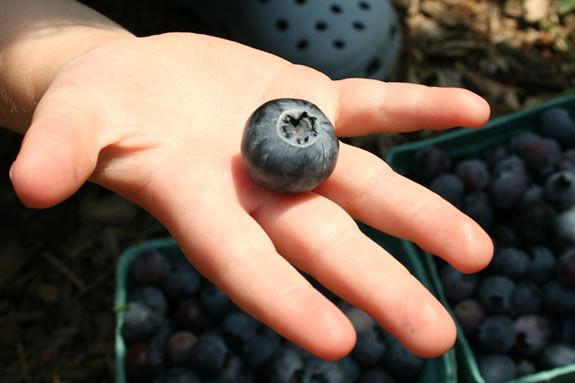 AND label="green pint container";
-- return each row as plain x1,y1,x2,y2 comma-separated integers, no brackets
385,93,575,383
115,229,457,383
